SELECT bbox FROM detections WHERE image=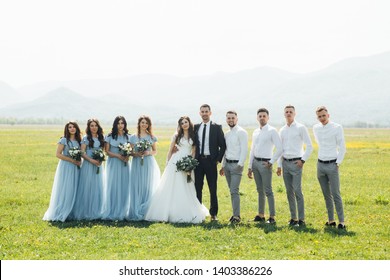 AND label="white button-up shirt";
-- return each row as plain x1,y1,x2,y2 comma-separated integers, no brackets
198,121,211,155
248,124,283,169
222,125,248,167
313,121,346,164
277,121,313,167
